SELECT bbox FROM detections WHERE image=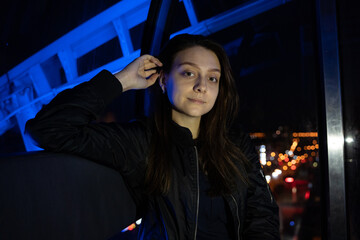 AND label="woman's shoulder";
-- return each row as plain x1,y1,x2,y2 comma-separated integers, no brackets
229,124,250,146
229,124,258,164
